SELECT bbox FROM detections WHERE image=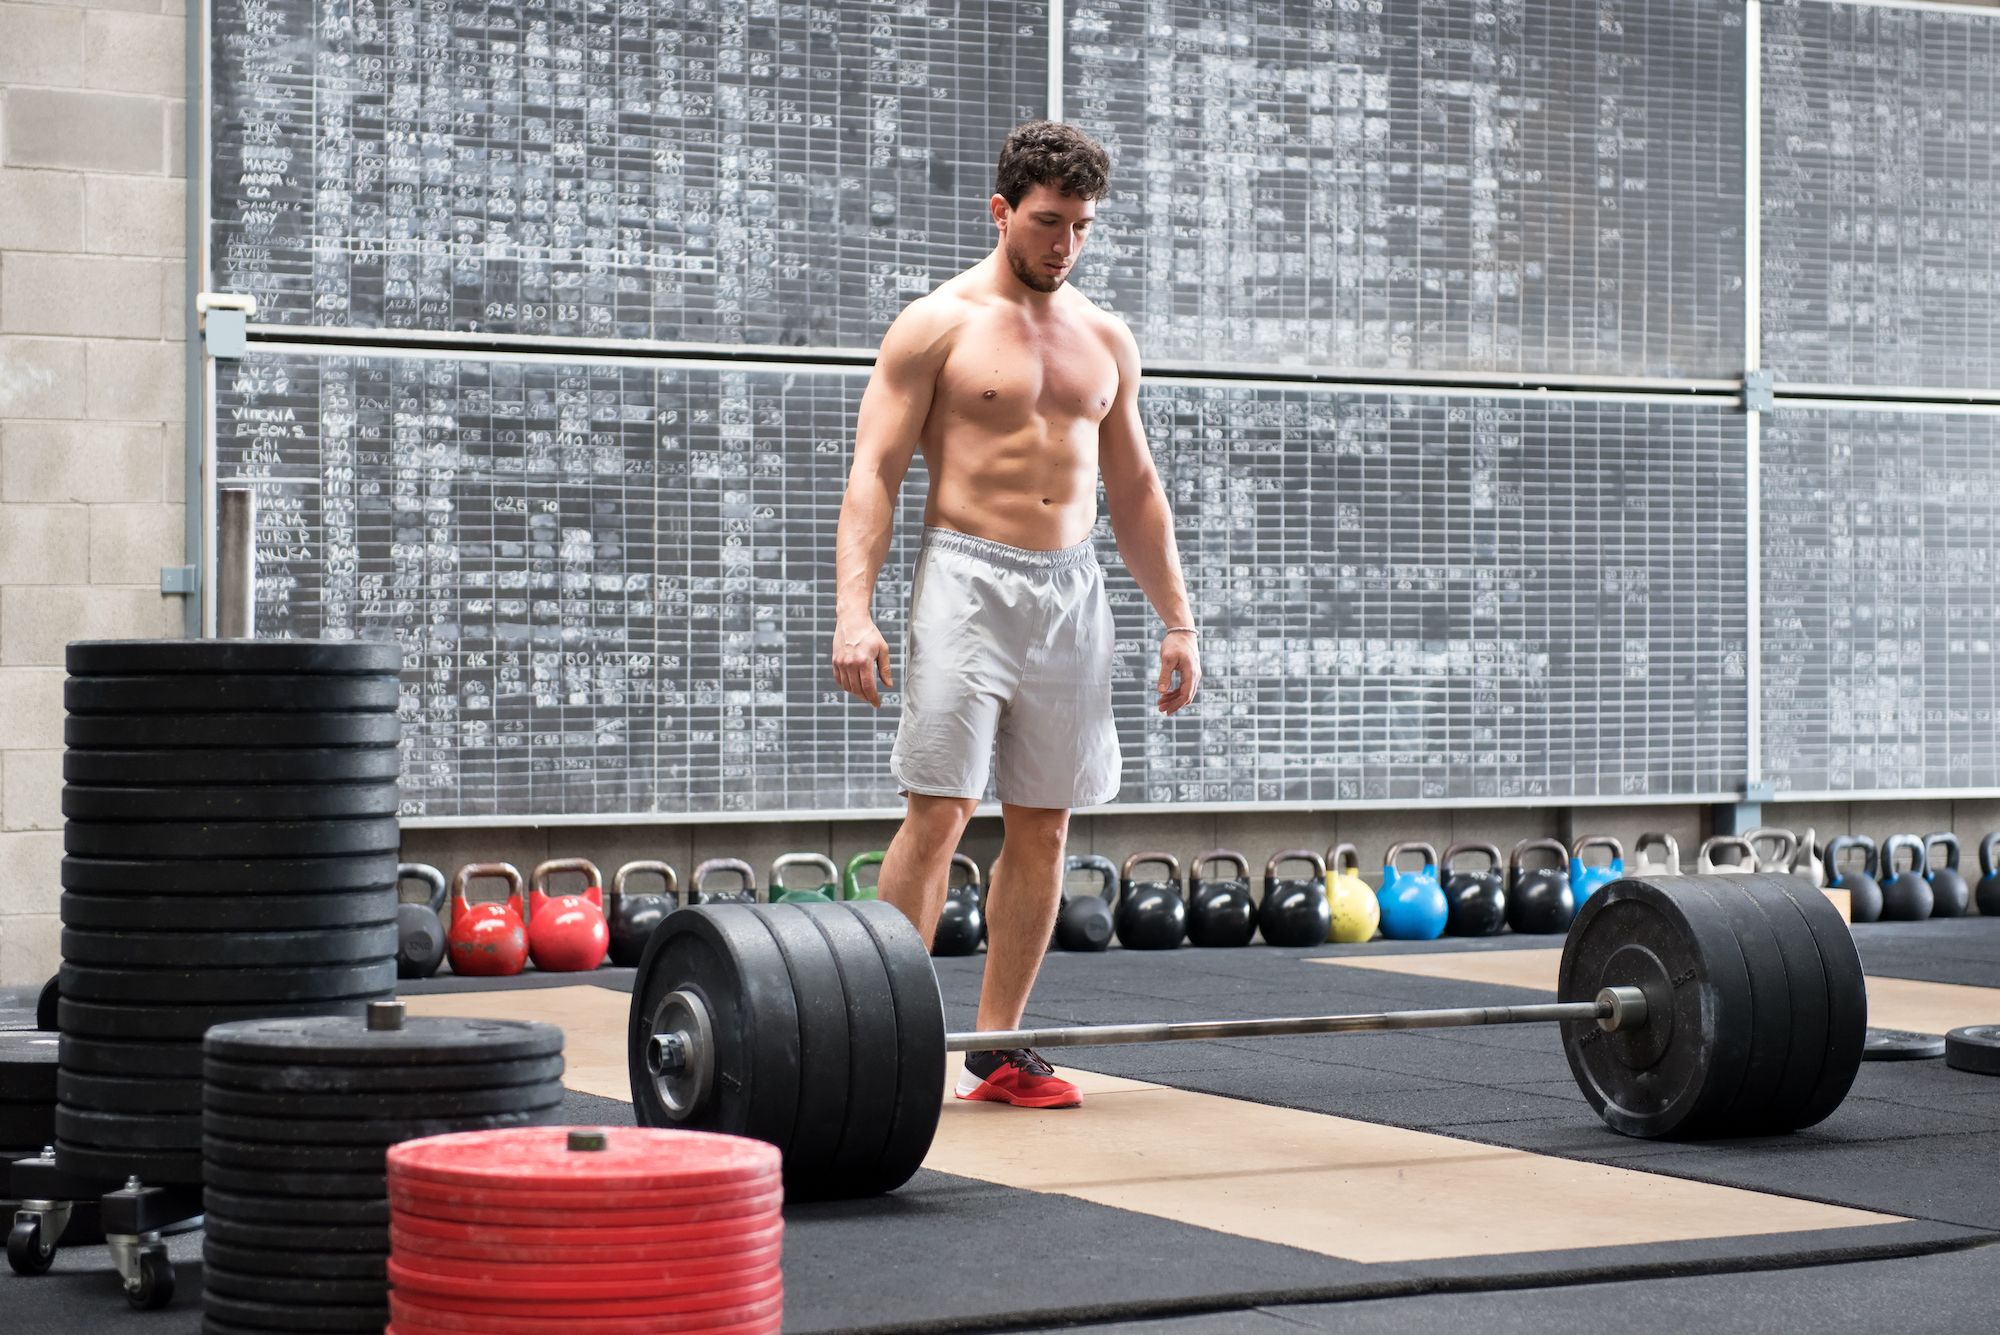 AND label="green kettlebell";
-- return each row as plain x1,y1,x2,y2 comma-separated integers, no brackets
843,850,885,901
770,852,840,905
